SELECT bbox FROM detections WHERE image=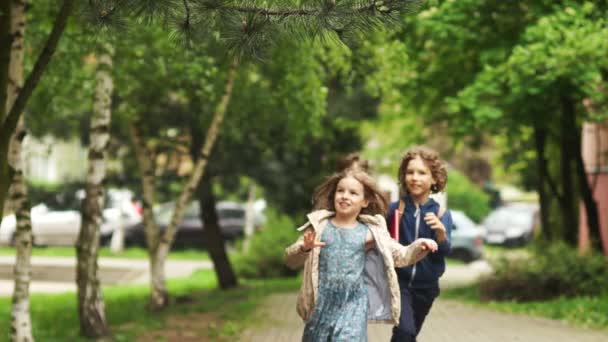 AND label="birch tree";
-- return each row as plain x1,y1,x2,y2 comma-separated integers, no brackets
0,0,75,225
75,44,114,338
6,0,35,340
